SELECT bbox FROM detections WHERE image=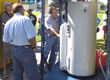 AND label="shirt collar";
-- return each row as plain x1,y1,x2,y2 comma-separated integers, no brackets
14,13,22,16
